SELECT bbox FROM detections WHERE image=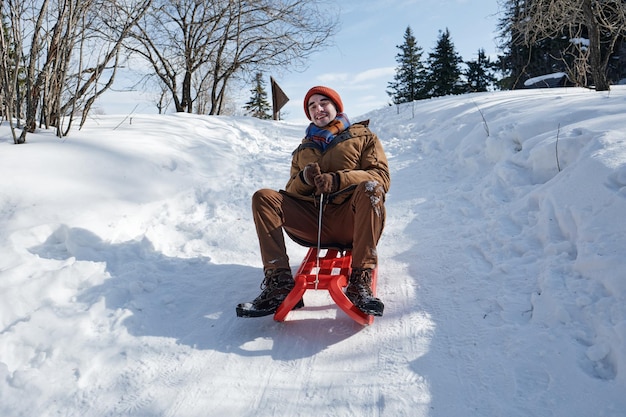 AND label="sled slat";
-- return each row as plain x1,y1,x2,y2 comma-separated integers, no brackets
274,248,376,325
